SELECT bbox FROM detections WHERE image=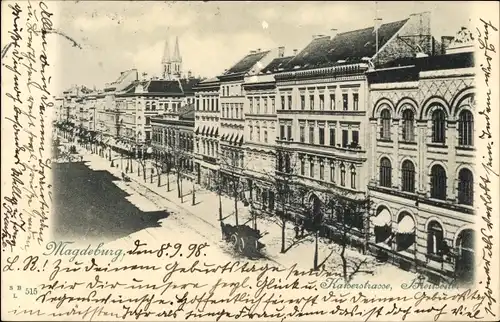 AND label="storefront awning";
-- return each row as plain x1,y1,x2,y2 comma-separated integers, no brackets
396,215,415,234
228,133,234,143
371,209,391,227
